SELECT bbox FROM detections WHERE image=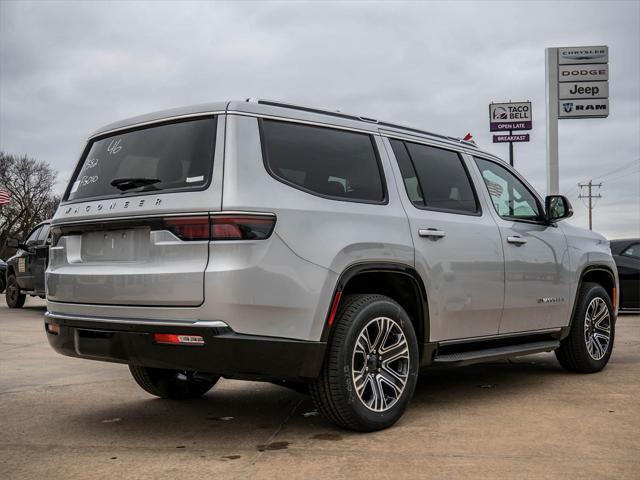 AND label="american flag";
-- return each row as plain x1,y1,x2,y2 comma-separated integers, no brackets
486,181,503,198
0,190,11,205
